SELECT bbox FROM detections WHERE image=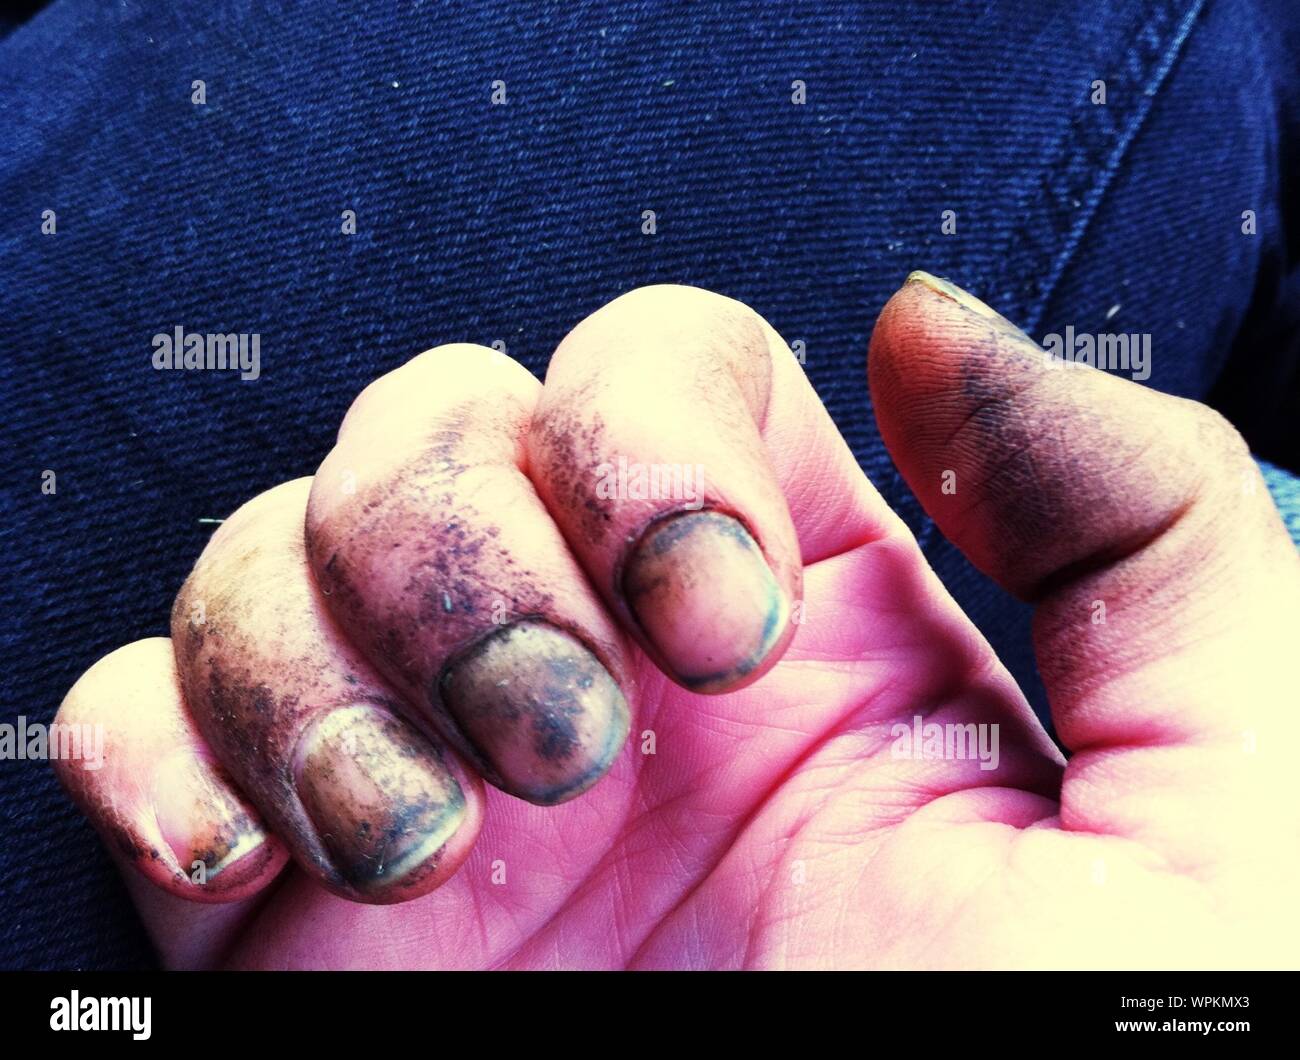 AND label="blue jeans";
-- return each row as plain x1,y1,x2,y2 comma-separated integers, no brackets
2,0,1298,968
